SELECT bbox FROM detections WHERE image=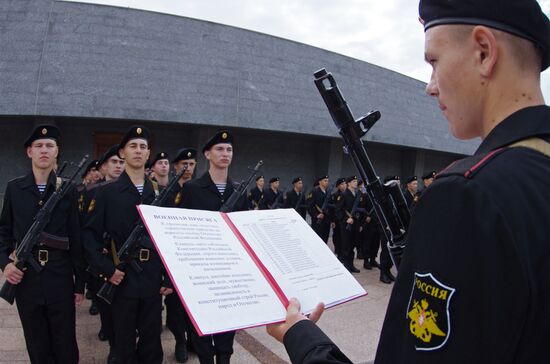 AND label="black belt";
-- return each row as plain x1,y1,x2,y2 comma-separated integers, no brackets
32,249,69,266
